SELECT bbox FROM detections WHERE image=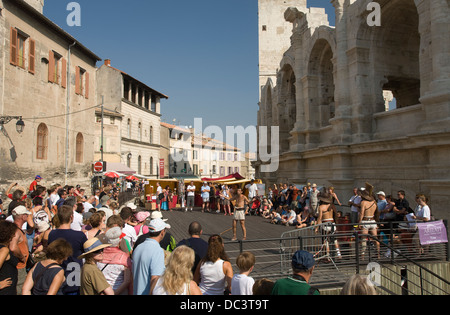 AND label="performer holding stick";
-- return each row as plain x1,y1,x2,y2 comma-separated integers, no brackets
230,188,249,241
